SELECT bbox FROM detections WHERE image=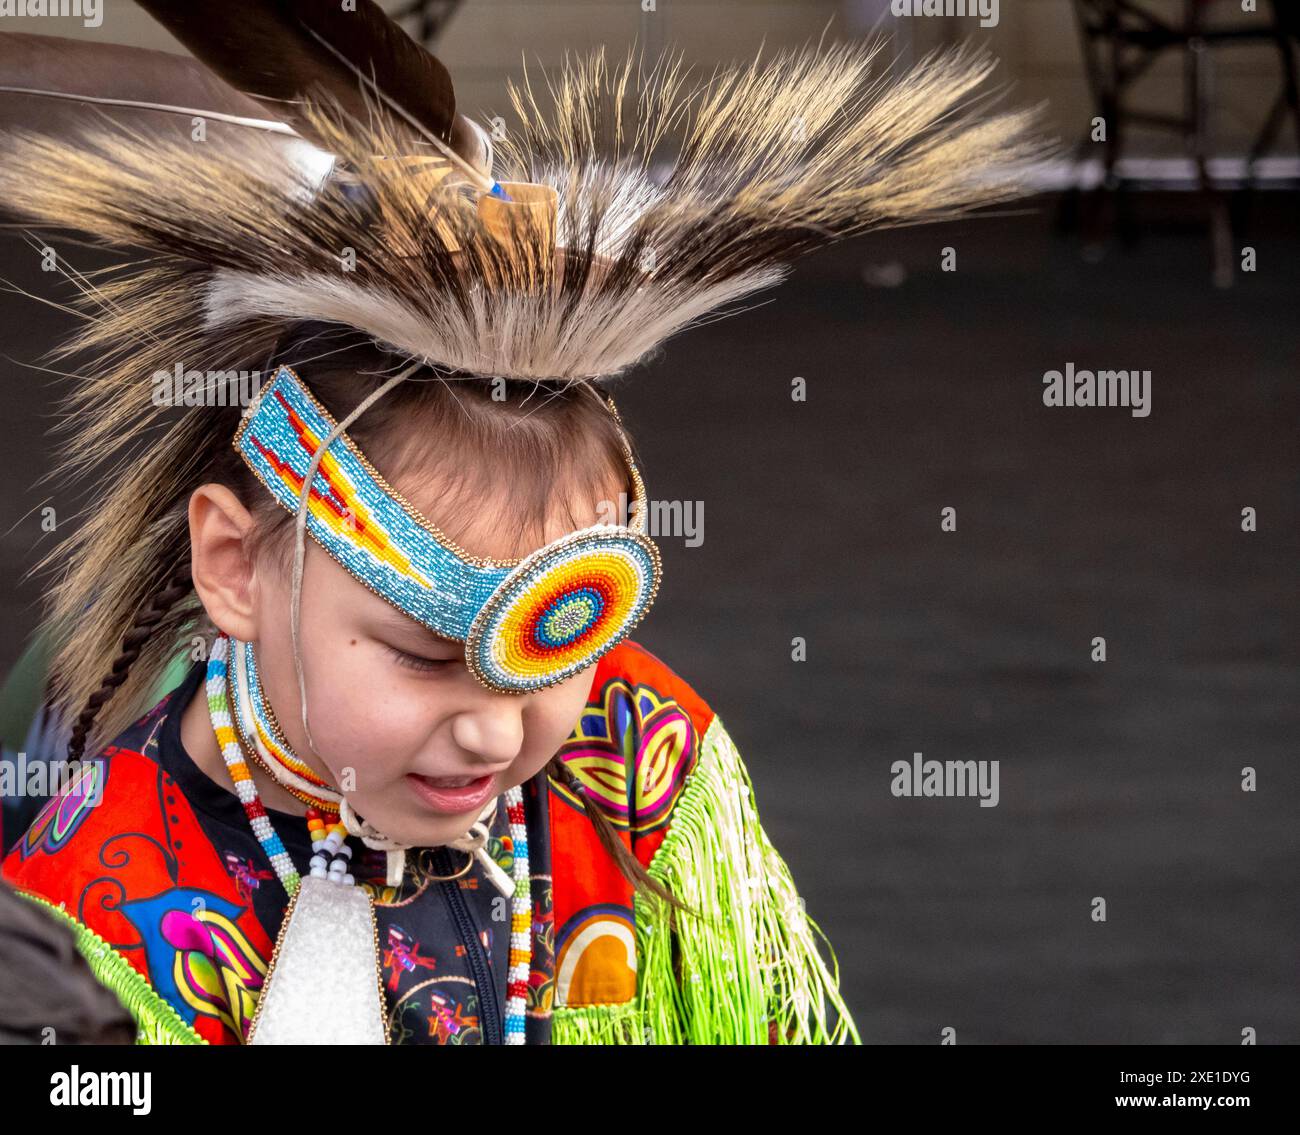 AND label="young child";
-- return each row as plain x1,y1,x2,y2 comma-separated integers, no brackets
0,6,1041,1044
7,323,840,1045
